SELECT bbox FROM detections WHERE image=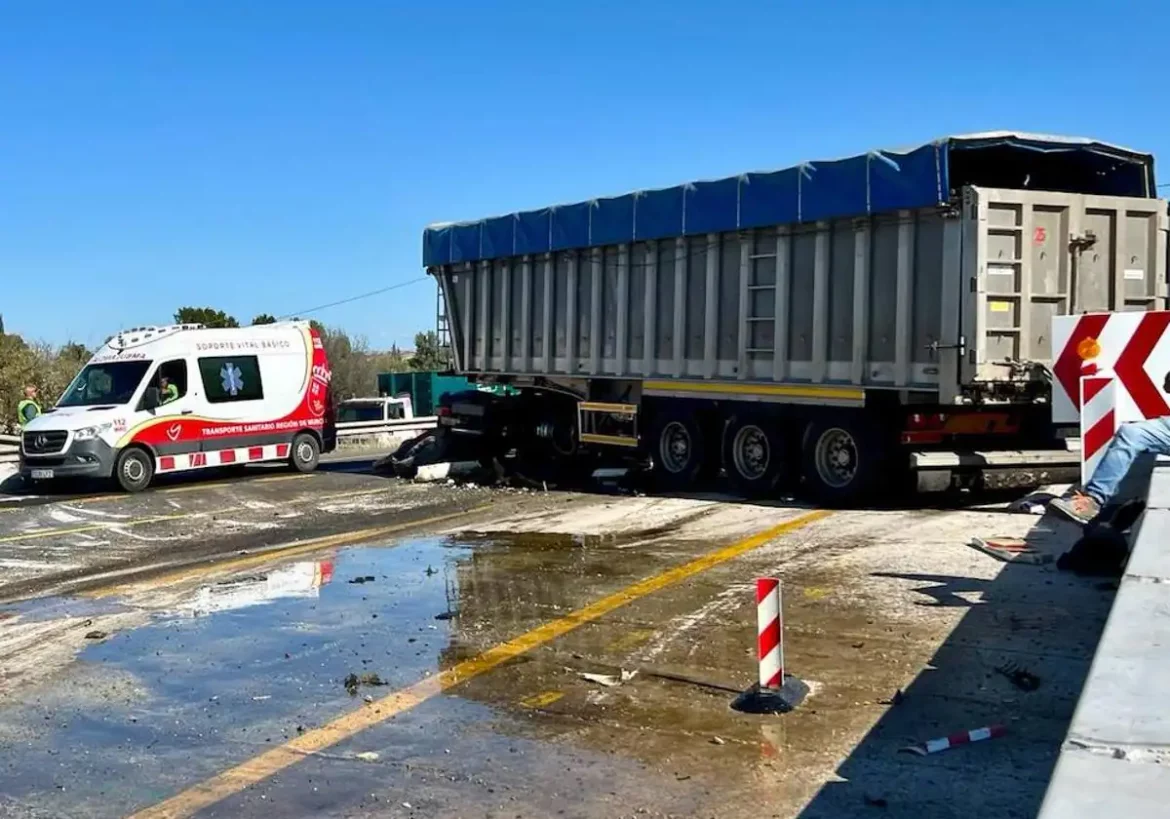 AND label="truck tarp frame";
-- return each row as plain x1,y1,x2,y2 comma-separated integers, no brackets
422,131,1155,267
